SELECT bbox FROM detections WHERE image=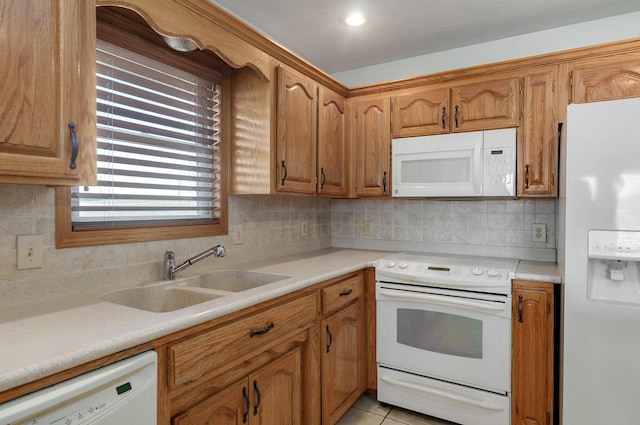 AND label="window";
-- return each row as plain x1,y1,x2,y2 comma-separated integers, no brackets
56,14,228,248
